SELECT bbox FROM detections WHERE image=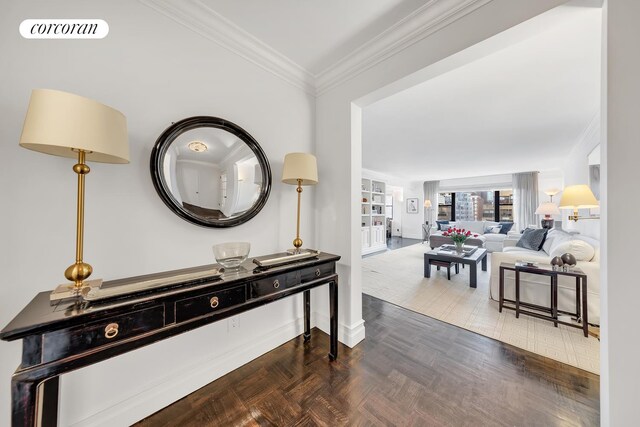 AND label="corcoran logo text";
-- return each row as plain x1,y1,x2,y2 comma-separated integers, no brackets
20,19,109,39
